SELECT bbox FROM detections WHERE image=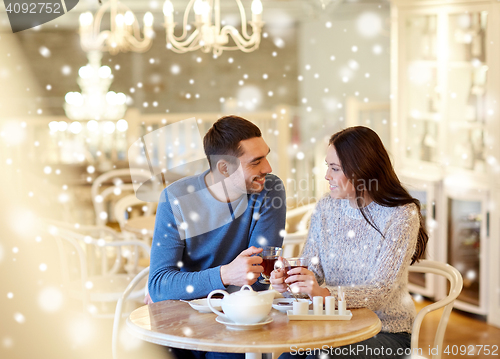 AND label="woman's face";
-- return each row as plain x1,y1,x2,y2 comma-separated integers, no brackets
325,145,356,200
